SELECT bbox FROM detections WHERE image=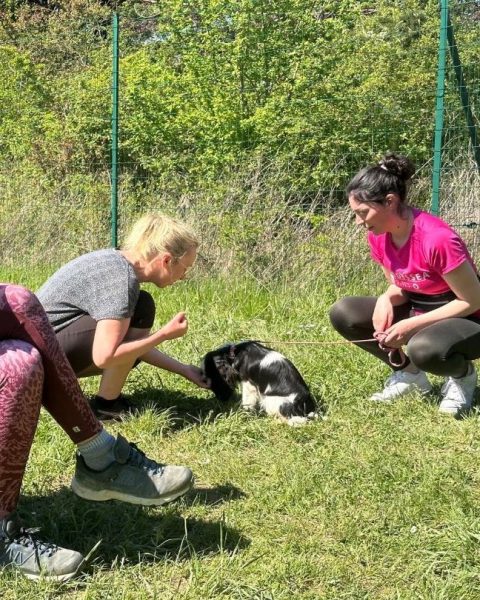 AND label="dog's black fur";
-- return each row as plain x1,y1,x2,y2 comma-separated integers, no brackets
202,341,317,424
